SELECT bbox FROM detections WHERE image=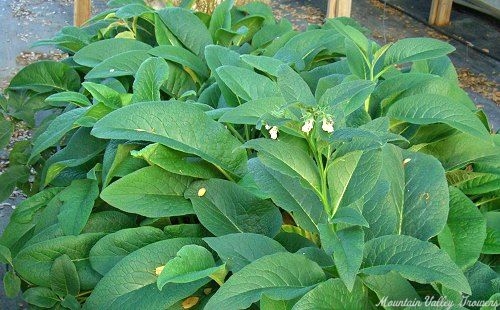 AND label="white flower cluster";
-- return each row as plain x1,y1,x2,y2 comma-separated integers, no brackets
265,124,279,140
301,116,335,134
